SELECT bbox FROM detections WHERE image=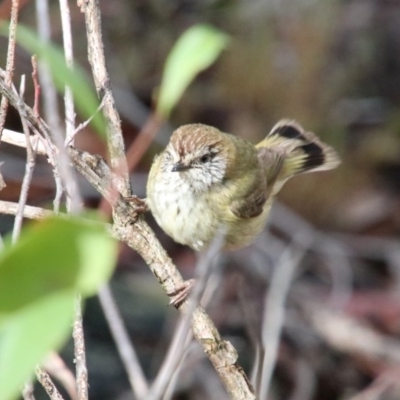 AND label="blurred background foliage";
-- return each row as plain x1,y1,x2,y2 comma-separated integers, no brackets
1,0,400,399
